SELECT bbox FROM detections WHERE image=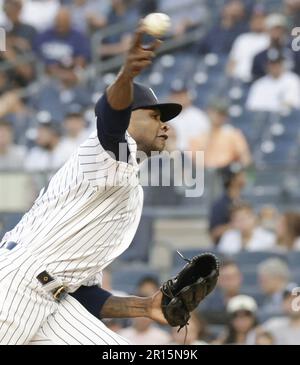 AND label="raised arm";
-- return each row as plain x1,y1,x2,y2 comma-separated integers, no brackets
95,27,161,161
